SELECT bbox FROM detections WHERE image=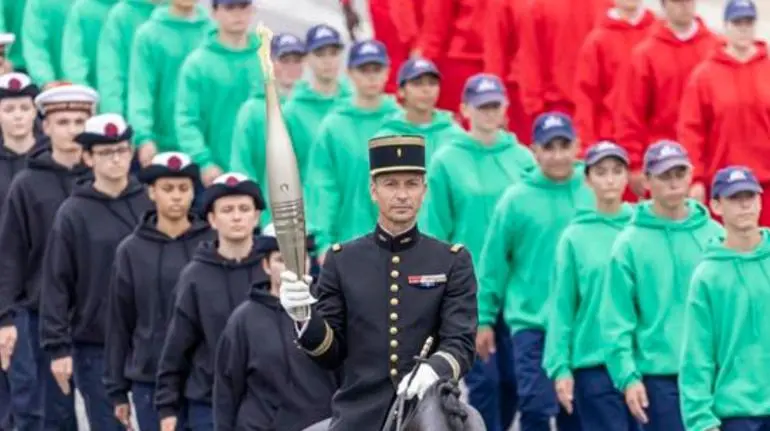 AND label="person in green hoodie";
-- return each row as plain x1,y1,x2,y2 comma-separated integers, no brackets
129,0,211,167
61,0,119,88
421,72,534,431
542,141,639,431
601,140,722,431
96,0,161,116
22,0,75,86
306,39,401,259
375,58,461,164
1,0,24,72
476,112,592,431
176,0,263,186
680,165,770,431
